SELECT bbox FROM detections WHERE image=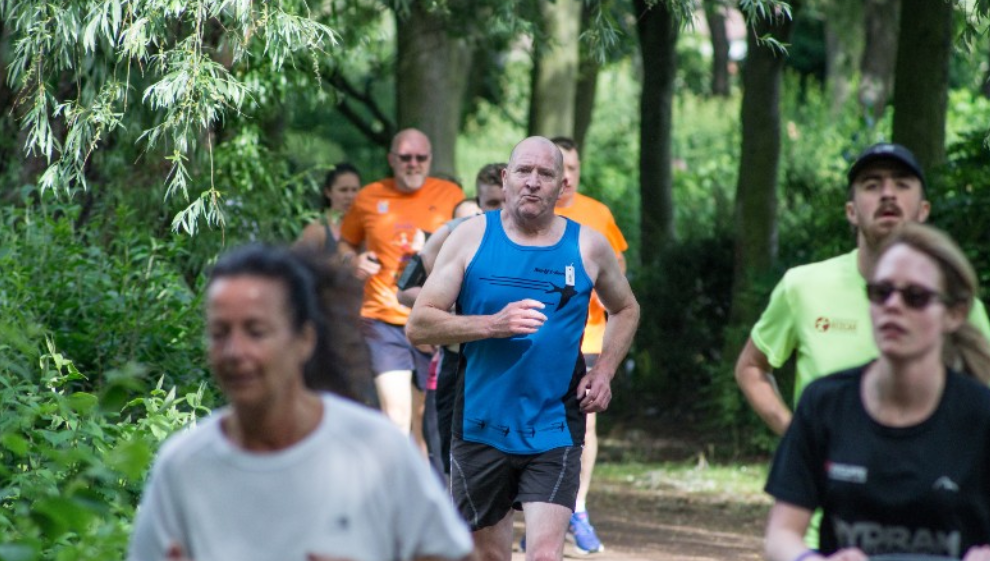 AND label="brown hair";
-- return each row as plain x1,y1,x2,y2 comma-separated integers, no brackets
475,163,506,188
322,163,361,209
551,136,578,154
208,244,372,400
878,223,990,382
